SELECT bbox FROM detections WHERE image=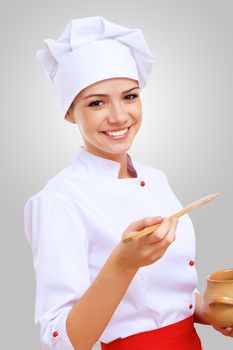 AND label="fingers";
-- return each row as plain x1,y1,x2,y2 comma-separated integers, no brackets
148,218,178,245
213,325,233,337
120,216,178,269
127,216,163,232
227,328,233,337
